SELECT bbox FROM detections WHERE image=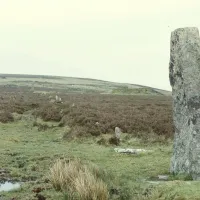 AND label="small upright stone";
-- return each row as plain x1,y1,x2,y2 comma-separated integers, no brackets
170,27,200,179
115,127,122,139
